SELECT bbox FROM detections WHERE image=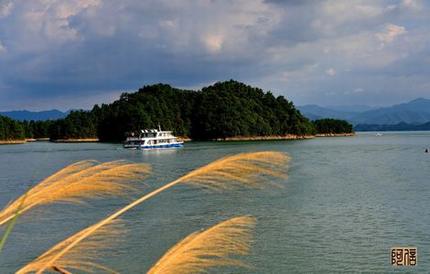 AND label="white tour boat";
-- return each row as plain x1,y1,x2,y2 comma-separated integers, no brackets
124,128,184,149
